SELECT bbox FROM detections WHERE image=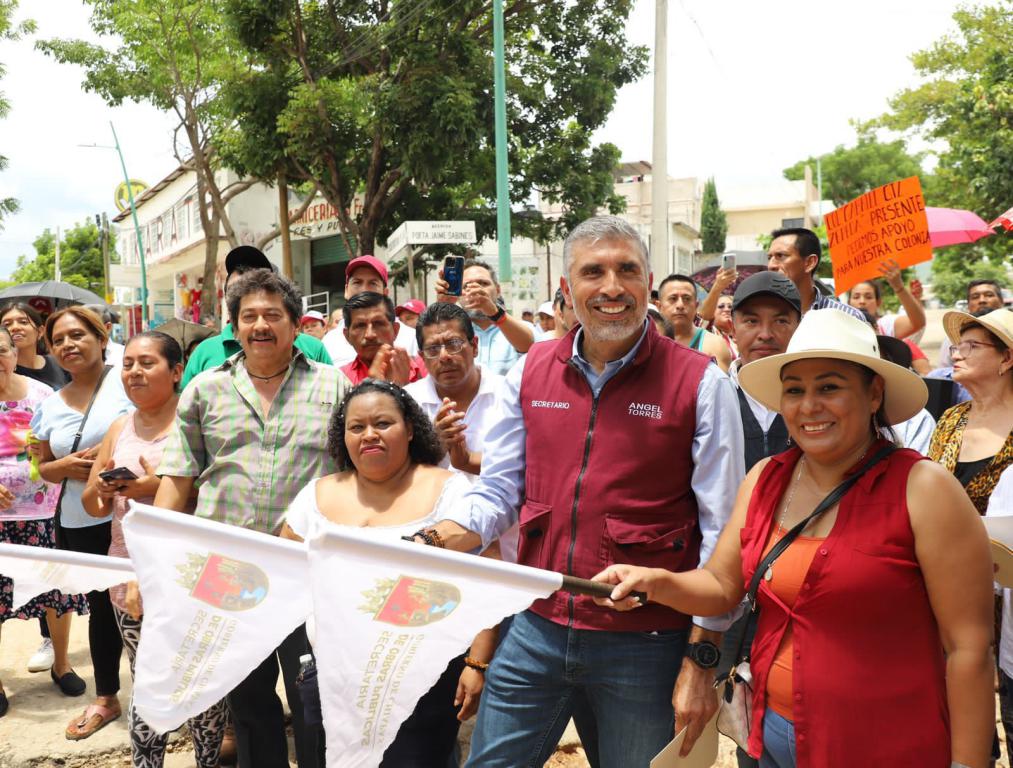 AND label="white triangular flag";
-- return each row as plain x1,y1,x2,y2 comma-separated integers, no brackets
122,502,311,733
306,522,562,768
0,542,134,610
